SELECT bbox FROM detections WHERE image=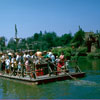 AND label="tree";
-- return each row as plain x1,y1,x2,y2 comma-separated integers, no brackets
34,33,40,41
71,26,85,47
60,33,73,46
0,36,7,51
7,38,16,51
17,38,27,50
43,32,57,48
